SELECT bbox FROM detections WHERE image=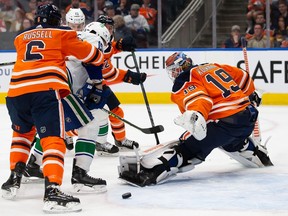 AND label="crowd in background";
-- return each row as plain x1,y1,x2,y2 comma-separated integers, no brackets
0,0,186,48
223,0,288,48
1,0,288,48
